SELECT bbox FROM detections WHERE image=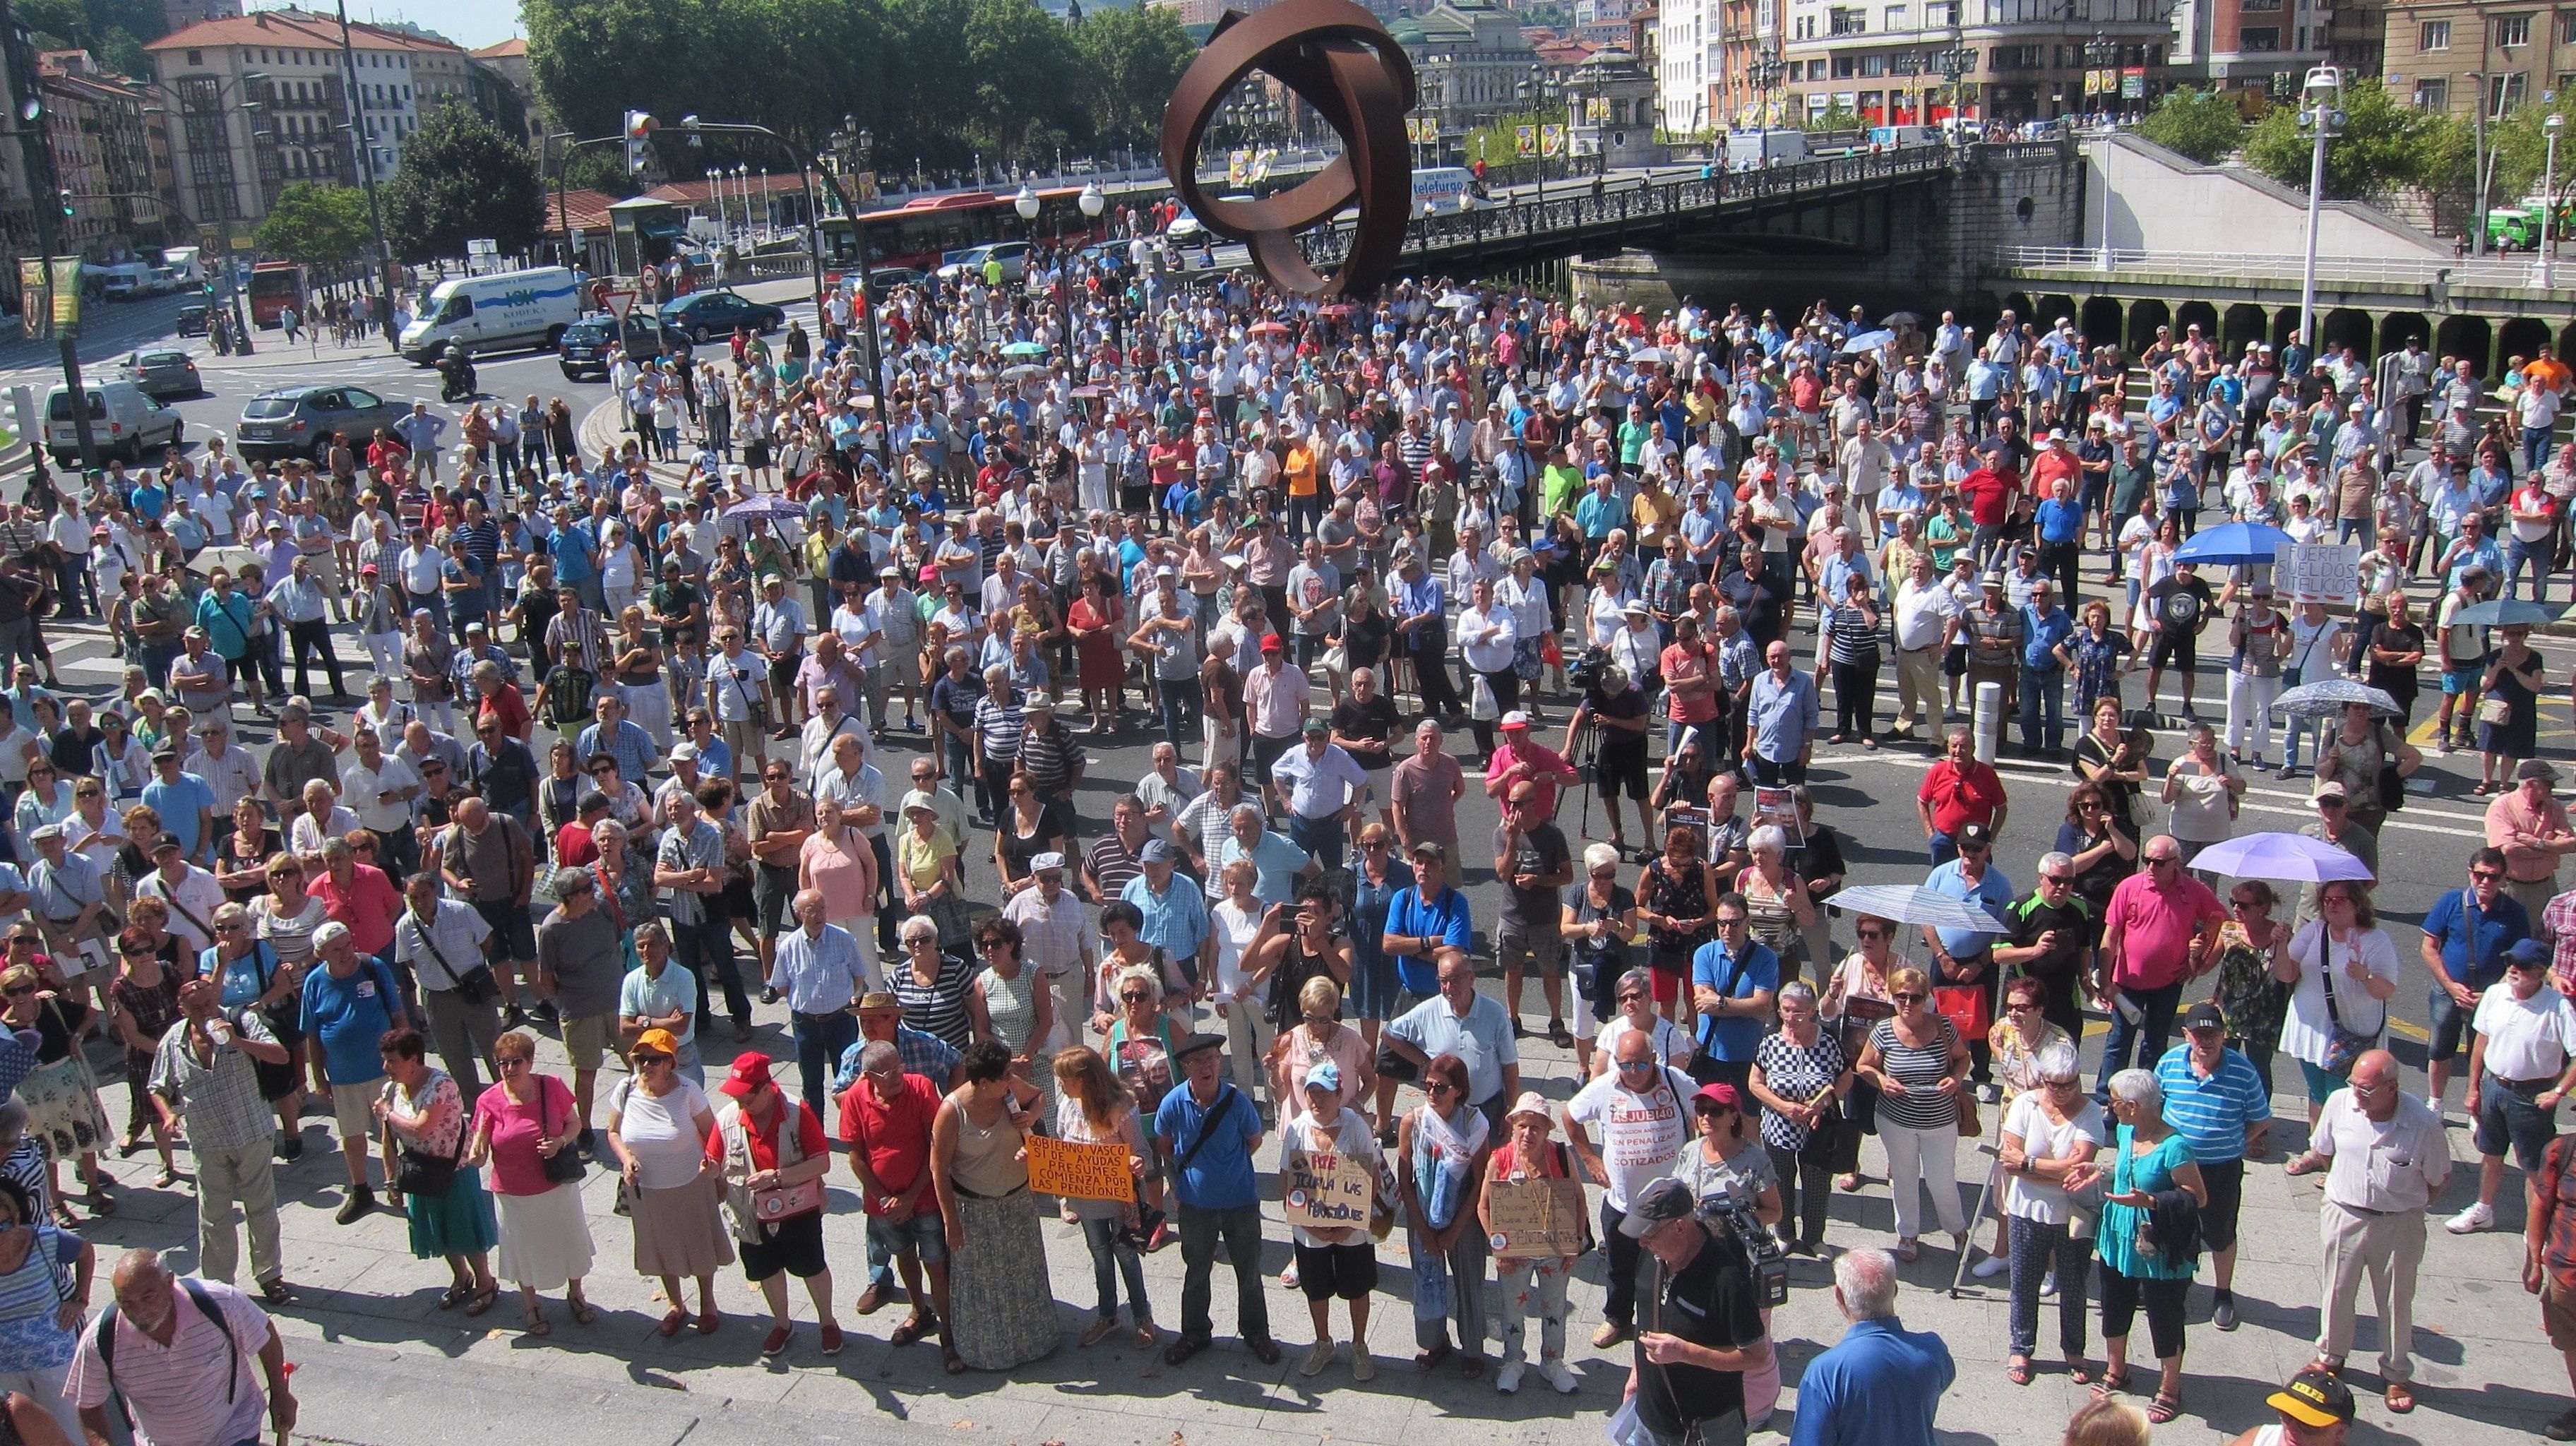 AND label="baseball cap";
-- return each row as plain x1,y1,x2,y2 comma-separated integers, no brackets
1302,717,1330,735
1618,1176,1698,1237
2181,1000,2226,1033
716,1053,777,1097
669,741,700,763
1499,710,1531,731
2510,938,2552,969
1138,839,1177,865
2267,1368,2356,1429
1955,821,1994,850
1304,1058,1342,1094
2311,781,2347,803
1260,633,1284,652
632,1027,681,1058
